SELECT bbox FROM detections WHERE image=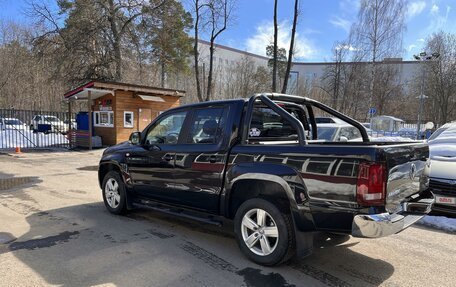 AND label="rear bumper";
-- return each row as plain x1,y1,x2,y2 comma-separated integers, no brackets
352,197,434,238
